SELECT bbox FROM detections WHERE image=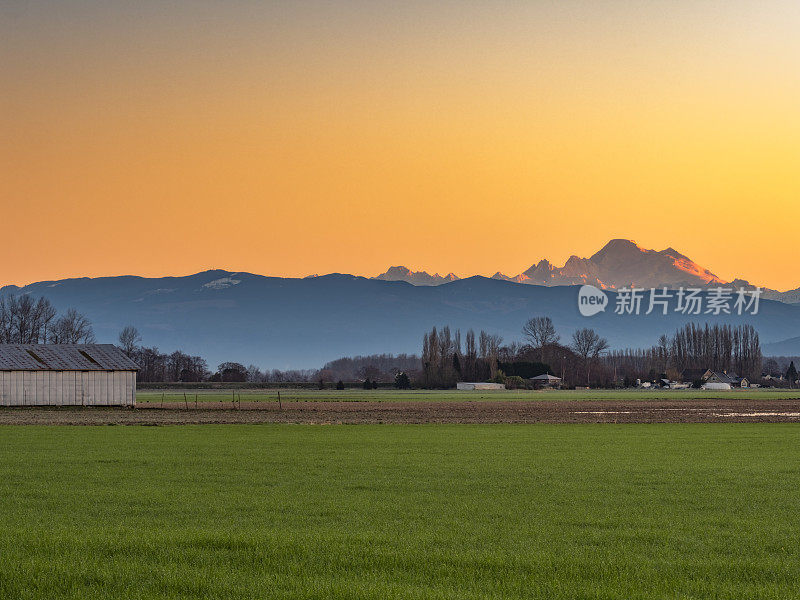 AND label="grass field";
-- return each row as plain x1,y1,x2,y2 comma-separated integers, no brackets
1,424,799,599
135,387,800,404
